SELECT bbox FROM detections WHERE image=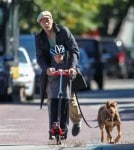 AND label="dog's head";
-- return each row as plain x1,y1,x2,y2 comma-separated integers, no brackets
106,100,118,117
